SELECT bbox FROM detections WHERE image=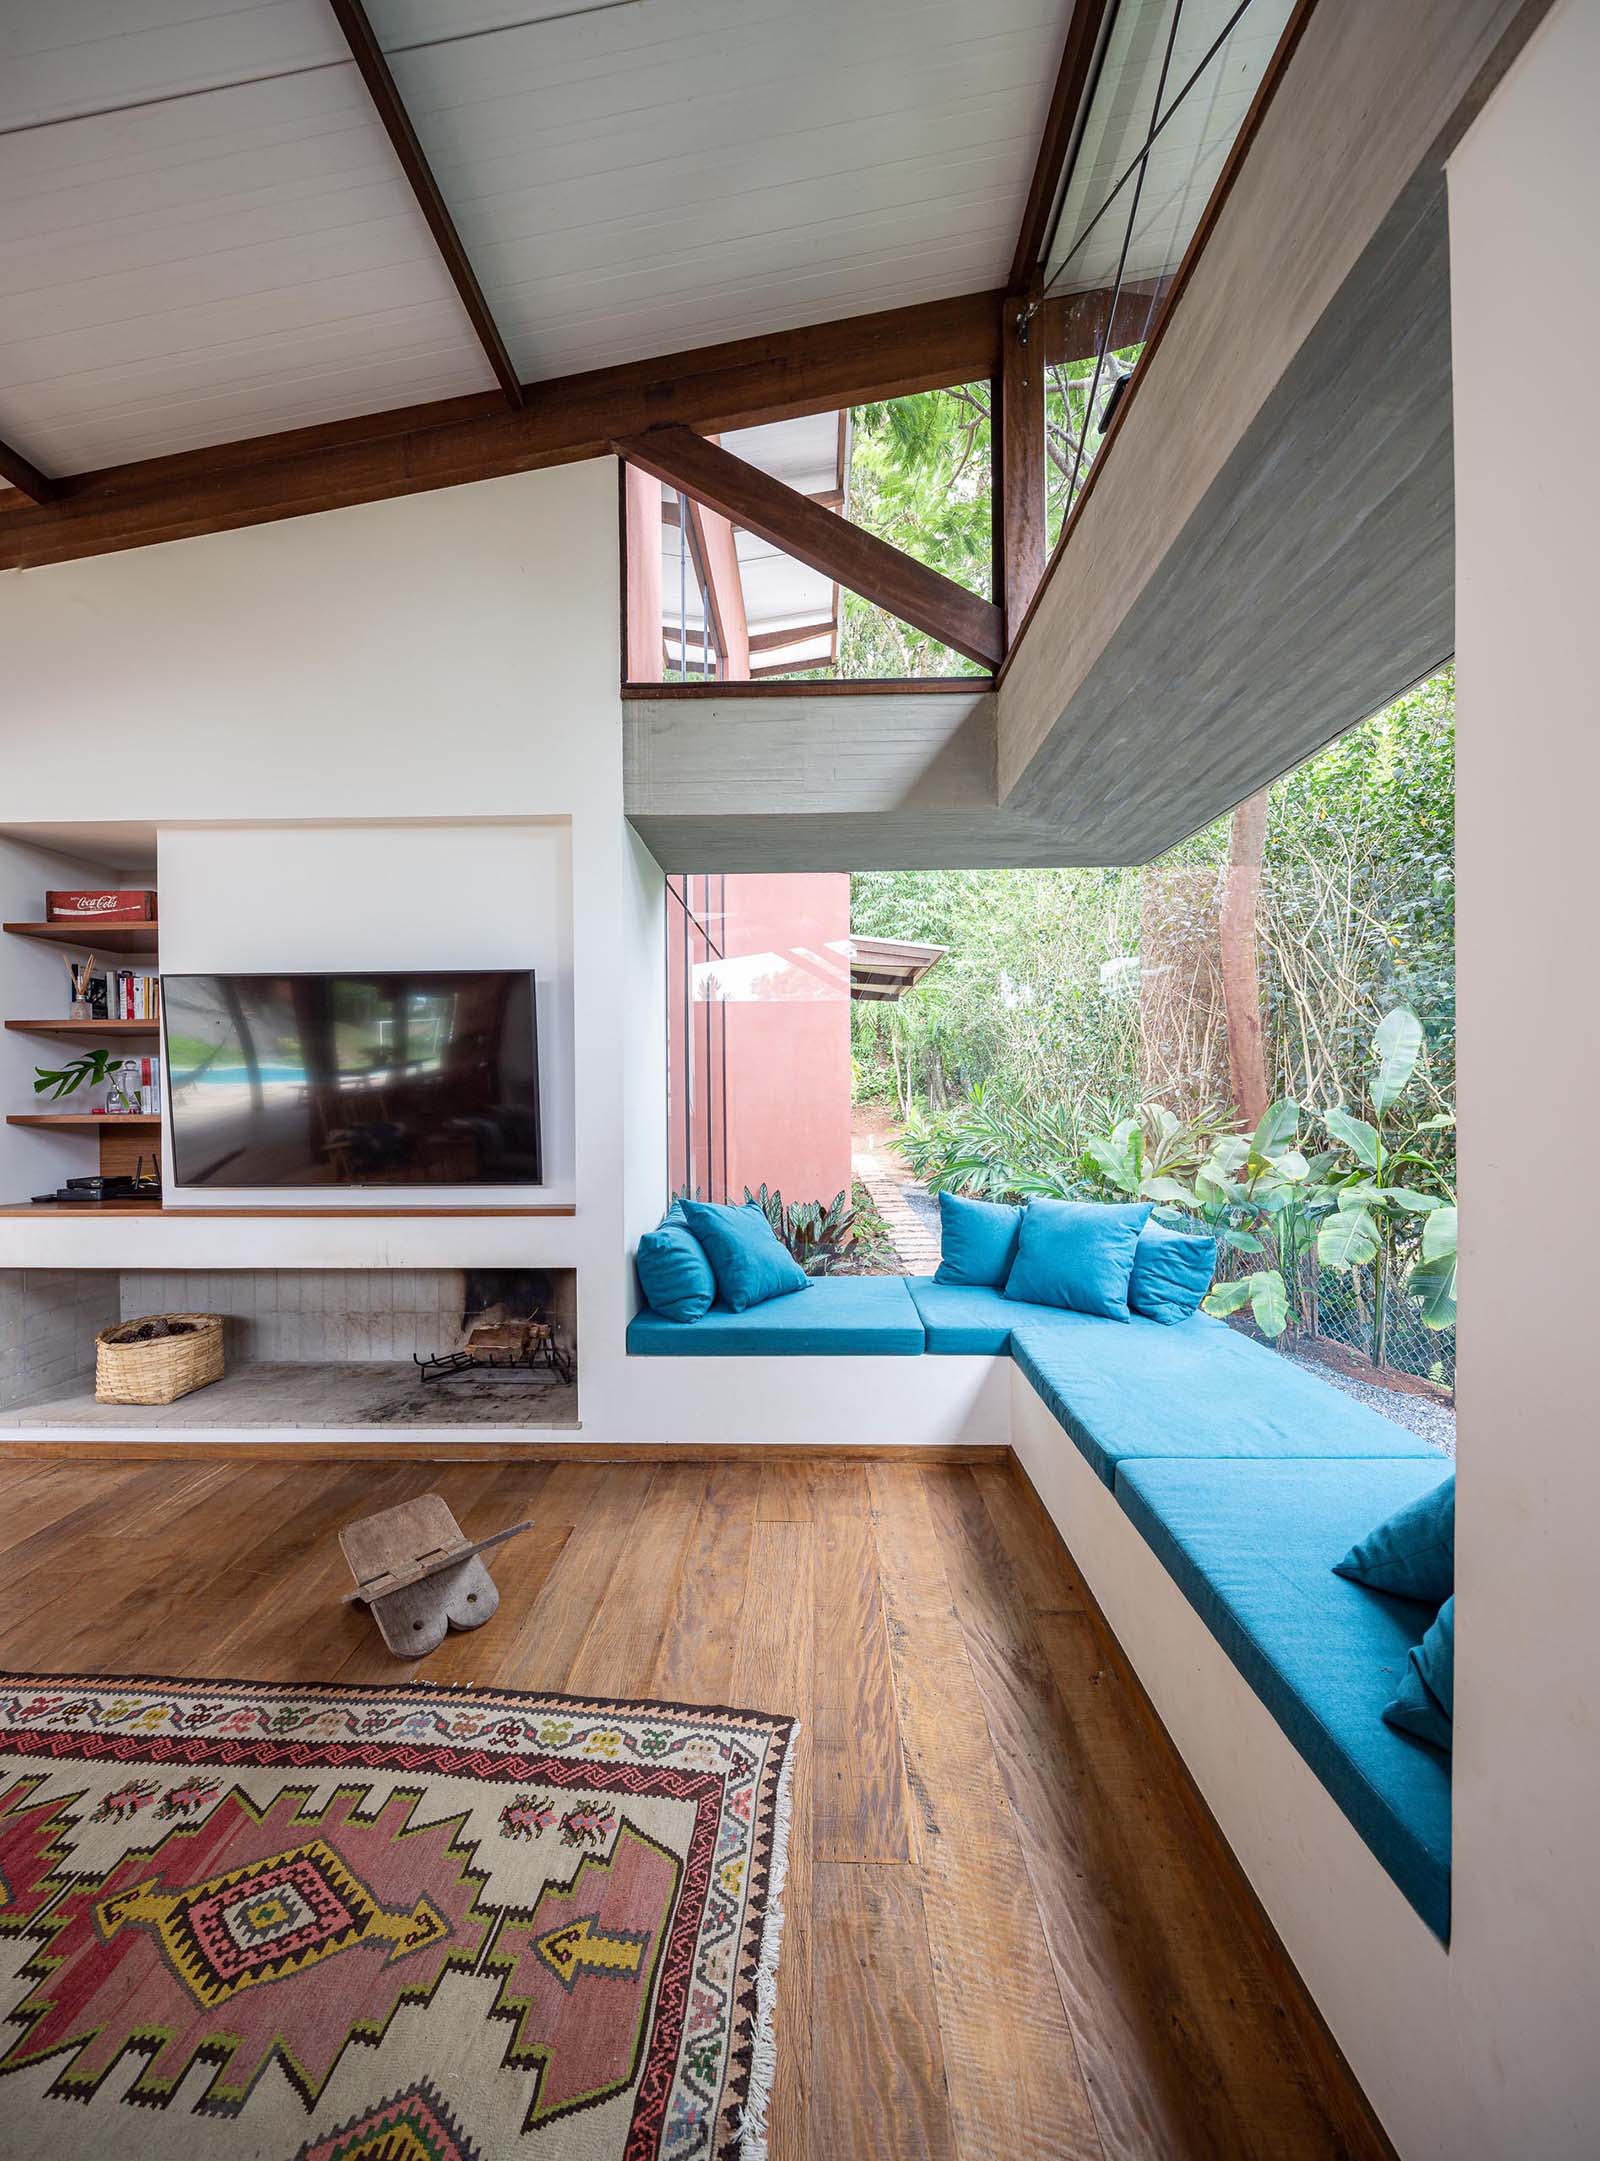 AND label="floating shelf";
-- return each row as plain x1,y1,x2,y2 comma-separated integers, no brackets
6,1113,161,1131
6,1019,159,1038
3,920,159,955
